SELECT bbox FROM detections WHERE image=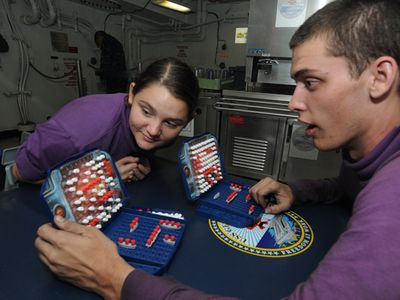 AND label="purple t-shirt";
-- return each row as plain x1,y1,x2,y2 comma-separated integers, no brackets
16,93,141,181
122,126,400,299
